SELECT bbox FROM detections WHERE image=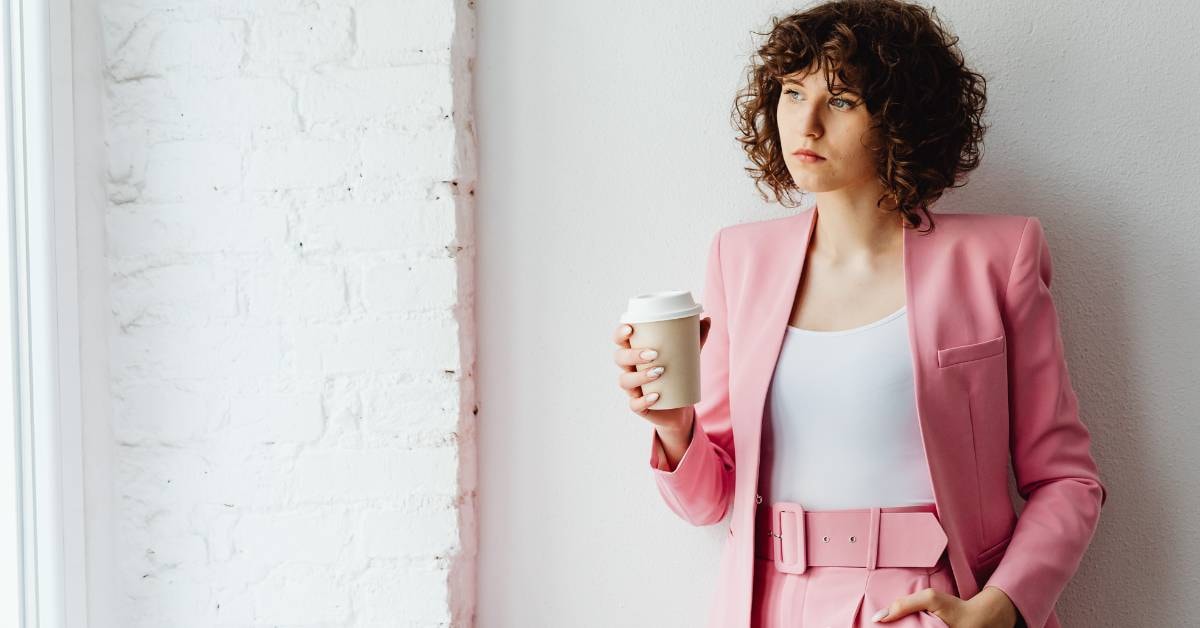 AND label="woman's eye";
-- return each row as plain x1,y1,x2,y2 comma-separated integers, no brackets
783,89,856,109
